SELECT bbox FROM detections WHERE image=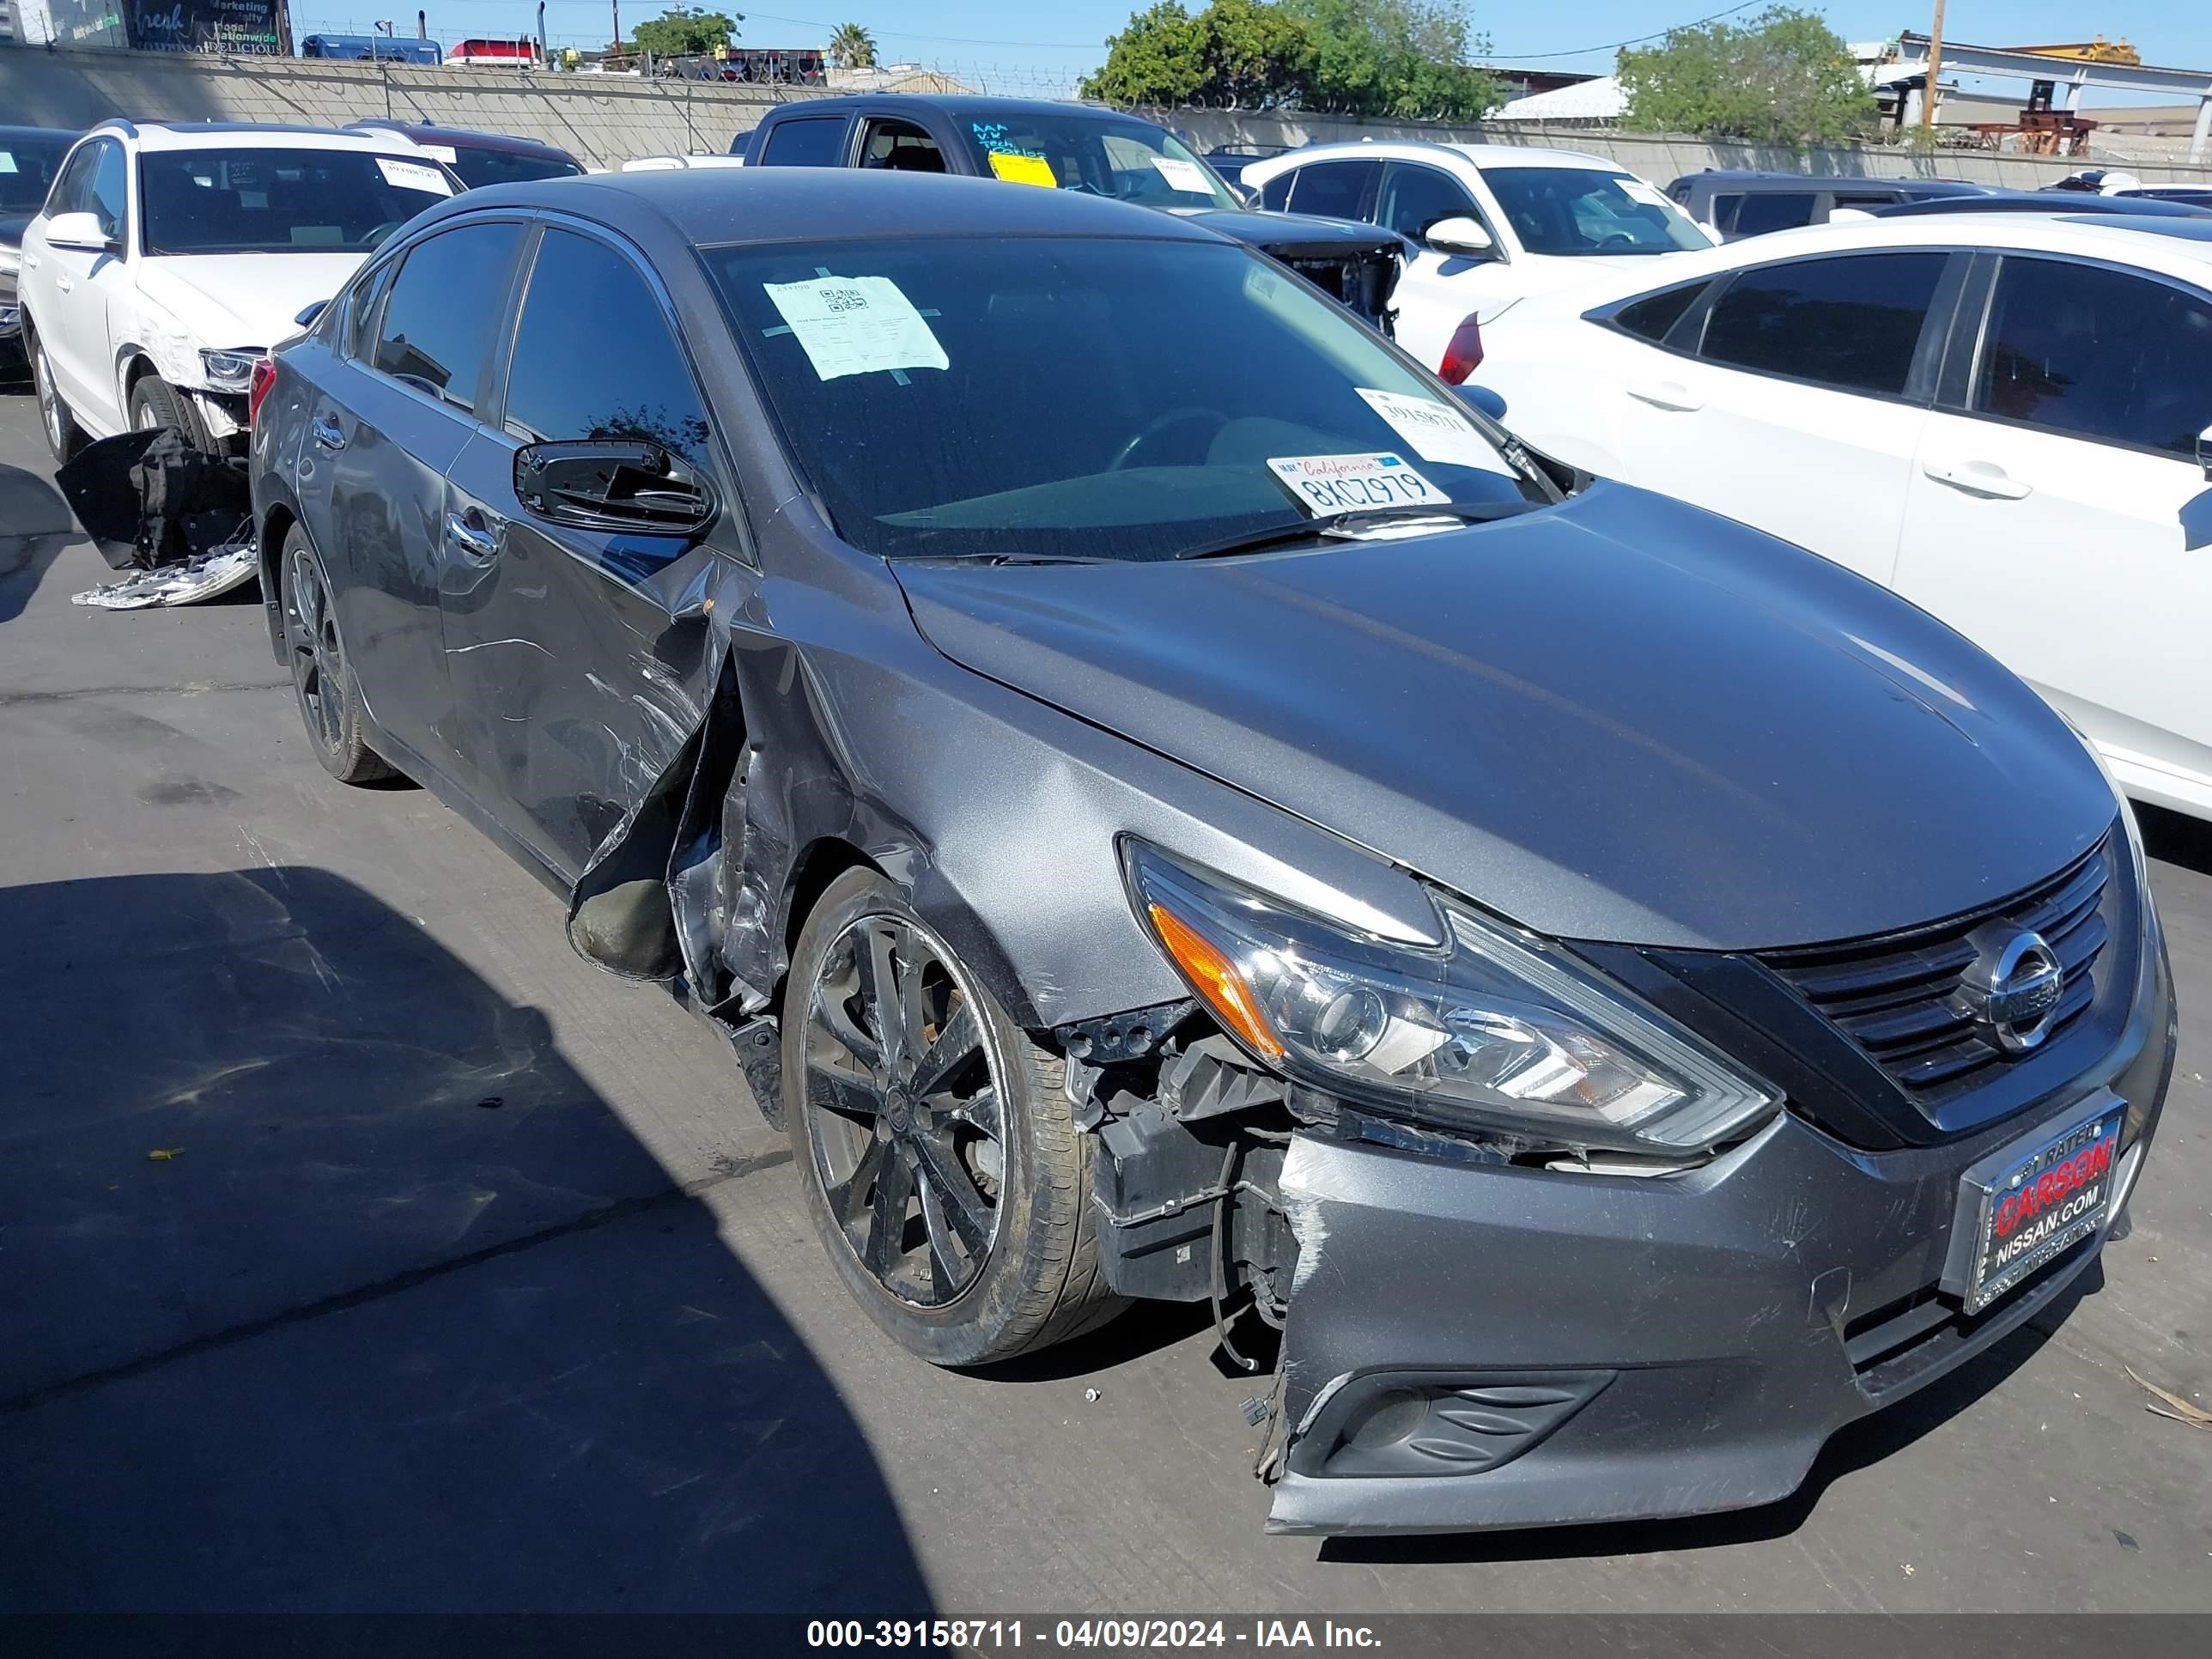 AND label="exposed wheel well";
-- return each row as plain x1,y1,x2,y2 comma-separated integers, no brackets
259,504,298,660
782,837,881,965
